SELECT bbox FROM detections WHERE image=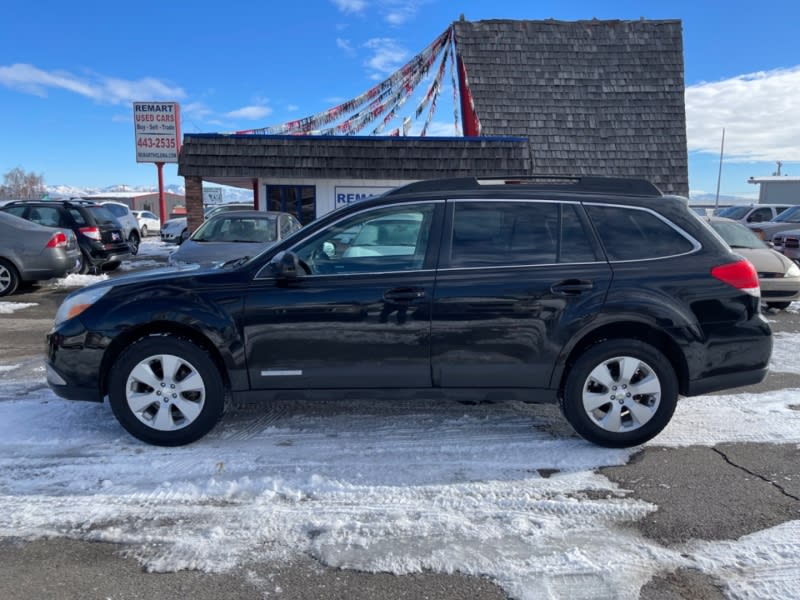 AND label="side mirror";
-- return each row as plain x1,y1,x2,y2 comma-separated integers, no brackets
271,251,302,281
